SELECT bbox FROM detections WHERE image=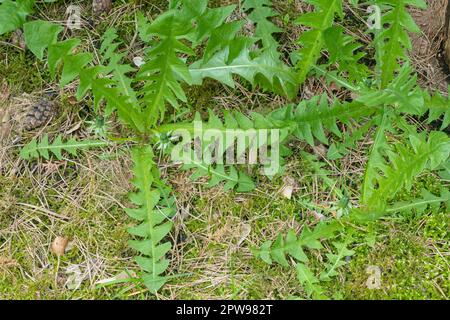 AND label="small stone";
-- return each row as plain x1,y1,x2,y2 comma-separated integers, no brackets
133,56,145,67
